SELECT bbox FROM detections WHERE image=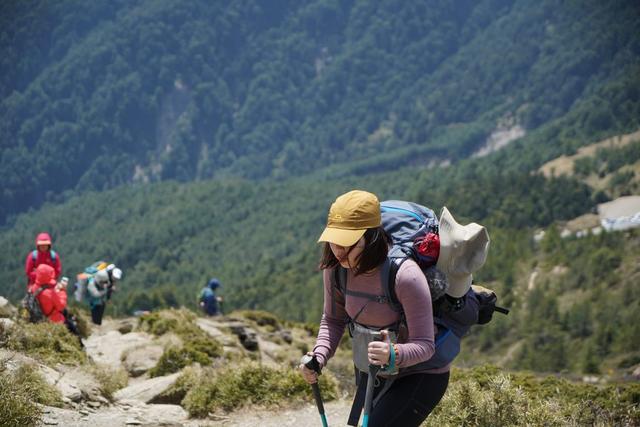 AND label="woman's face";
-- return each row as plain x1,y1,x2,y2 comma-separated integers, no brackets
330,237,365,269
